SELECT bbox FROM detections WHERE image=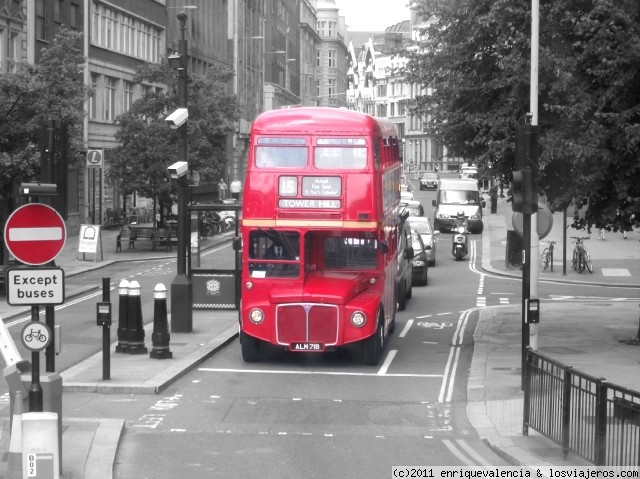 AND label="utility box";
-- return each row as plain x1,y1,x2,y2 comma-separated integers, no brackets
4,365,63,472
22,411,59,479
